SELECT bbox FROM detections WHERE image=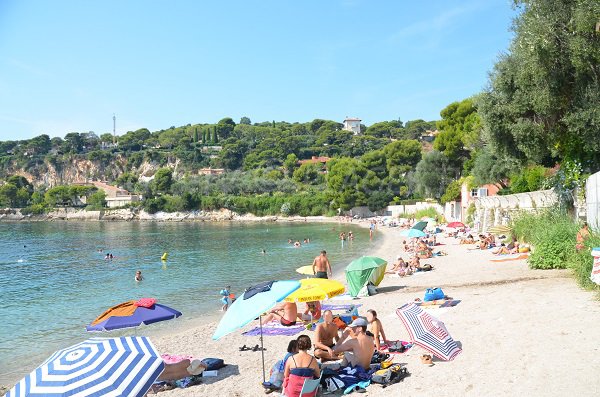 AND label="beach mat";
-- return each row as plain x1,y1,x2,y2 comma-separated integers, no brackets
415,299,461,308
243,323,305,337
491,254,529,262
